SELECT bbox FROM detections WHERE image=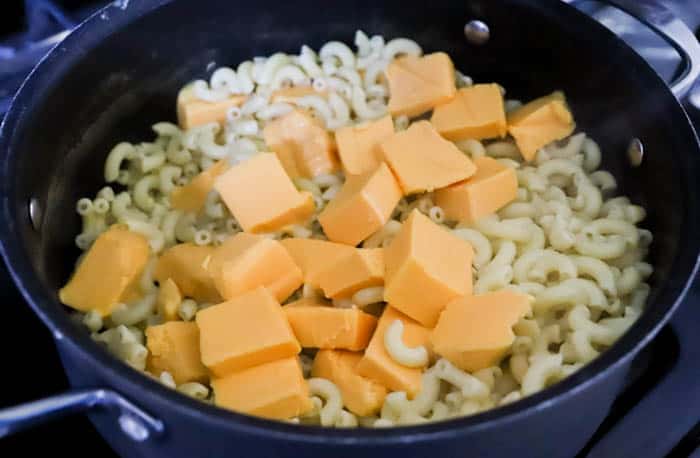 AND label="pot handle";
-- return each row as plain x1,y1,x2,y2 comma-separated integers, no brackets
568,0,700,98
0,388,164,441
